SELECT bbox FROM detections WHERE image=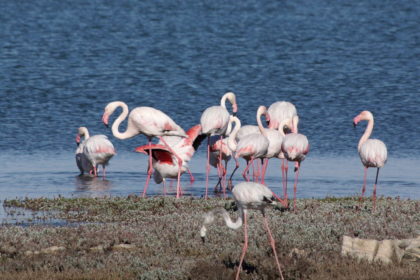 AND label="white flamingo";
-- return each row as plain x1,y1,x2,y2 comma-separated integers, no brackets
353,110,387,210
134,124,204,196
200,182,285,280
75,127,93,175
267,101,298,133
75,127,116,179
102,101,186,198
200,92,238,198
281,115,309,210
